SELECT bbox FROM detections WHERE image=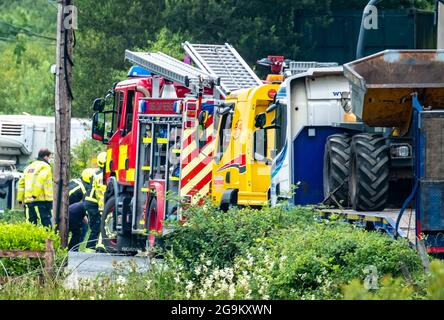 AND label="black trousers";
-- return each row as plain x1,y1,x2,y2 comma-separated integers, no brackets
68,202,87,251
84,201,100,249
26,201,52,228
